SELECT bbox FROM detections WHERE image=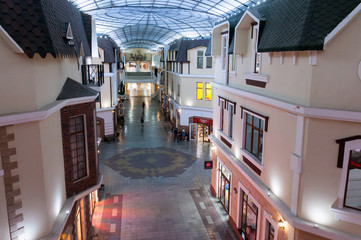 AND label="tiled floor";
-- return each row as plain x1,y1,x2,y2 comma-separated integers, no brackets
92,96,237,240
